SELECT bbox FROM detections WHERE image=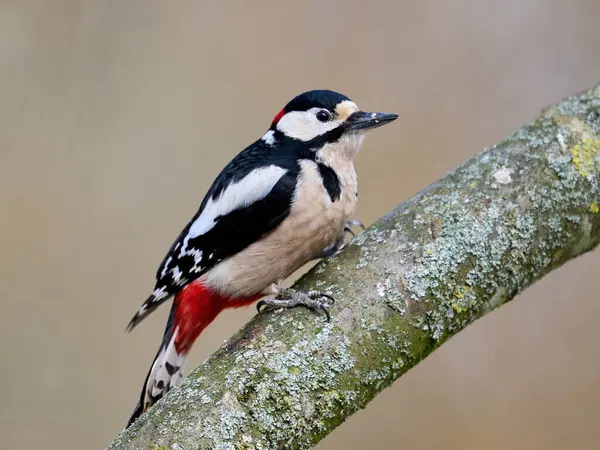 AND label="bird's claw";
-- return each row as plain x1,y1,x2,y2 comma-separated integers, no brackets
257,288,335,322
314,219,366,259
344,219,365,237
